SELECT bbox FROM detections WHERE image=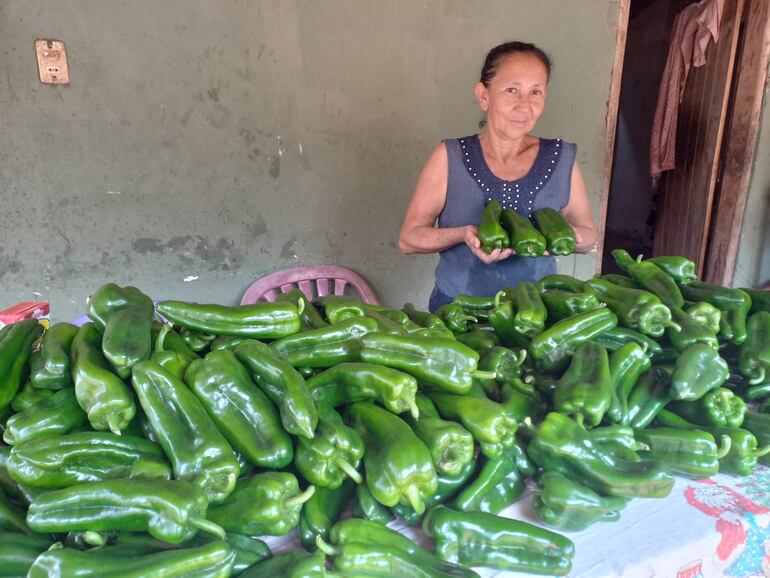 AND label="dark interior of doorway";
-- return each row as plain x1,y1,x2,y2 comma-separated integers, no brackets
600,0,693,274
